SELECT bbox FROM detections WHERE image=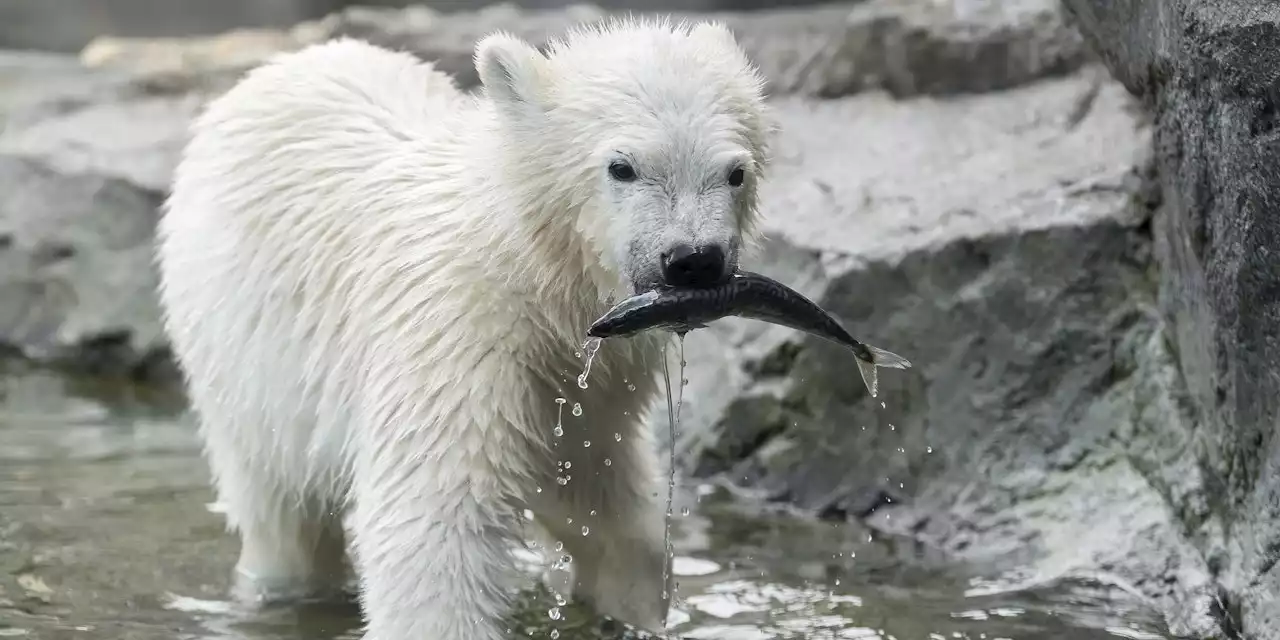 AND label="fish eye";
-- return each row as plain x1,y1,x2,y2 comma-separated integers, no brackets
608,161,637,182
727,167,745,187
